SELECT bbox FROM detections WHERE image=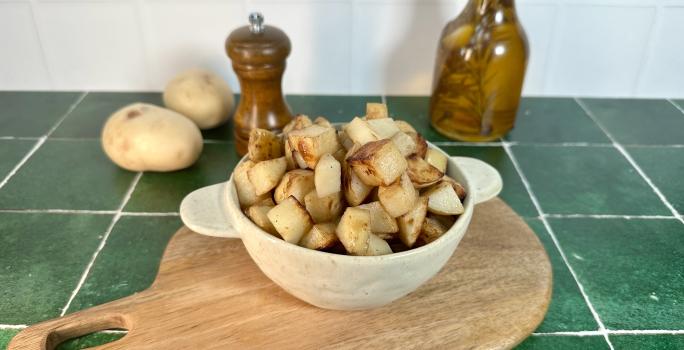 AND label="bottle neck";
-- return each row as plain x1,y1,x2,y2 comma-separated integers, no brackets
467,0,517,23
